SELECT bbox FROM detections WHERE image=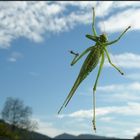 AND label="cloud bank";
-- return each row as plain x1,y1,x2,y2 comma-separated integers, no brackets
0,1,140,48
58,102,140,119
